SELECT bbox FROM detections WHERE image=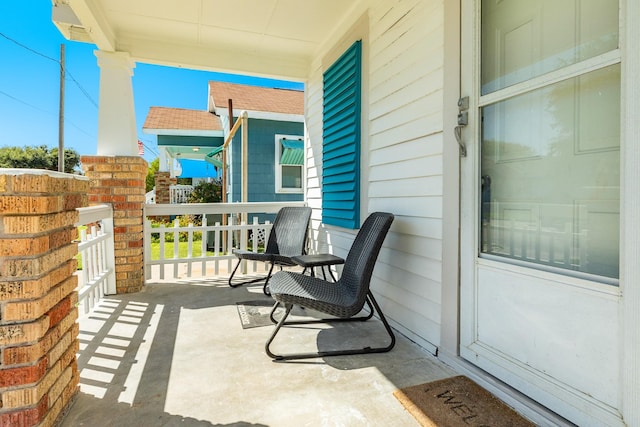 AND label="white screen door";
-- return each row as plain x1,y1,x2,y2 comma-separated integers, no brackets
460,1,622,425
